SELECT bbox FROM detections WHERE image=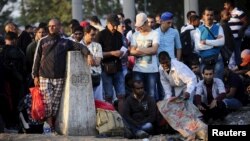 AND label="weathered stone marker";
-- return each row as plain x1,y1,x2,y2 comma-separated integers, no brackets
56,51,97,136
